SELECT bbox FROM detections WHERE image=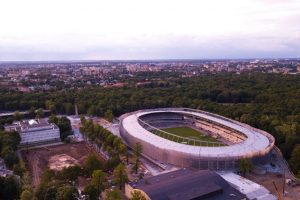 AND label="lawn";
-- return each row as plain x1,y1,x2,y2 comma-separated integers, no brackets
157,126,224,146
